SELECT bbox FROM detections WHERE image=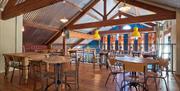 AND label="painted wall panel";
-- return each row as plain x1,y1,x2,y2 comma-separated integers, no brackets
0,16,23,73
